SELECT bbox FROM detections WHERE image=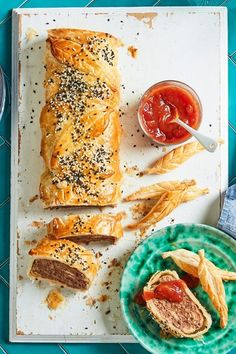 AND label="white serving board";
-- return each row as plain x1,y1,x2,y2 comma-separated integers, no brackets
10,7,228,342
